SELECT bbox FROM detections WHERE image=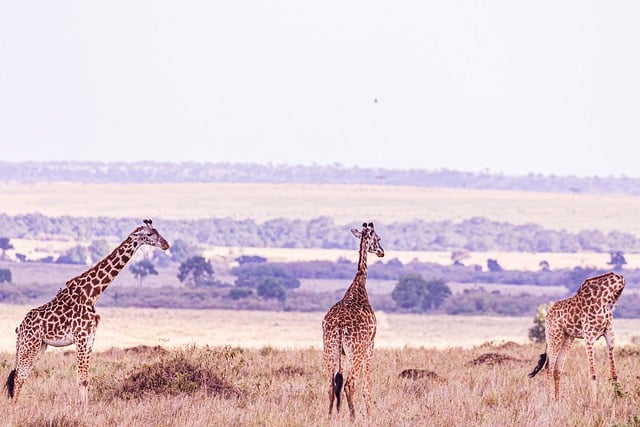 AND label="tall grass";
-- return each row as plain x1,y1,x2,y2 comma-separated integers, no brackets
1,343,639,426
